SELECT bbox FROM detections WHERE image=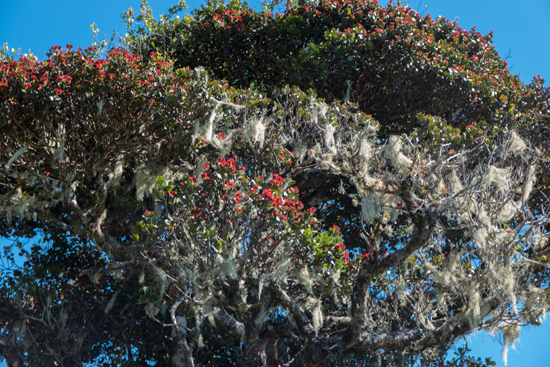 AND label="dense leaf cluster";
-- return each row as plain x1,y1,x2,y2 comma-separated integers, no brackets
132,0,548,134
